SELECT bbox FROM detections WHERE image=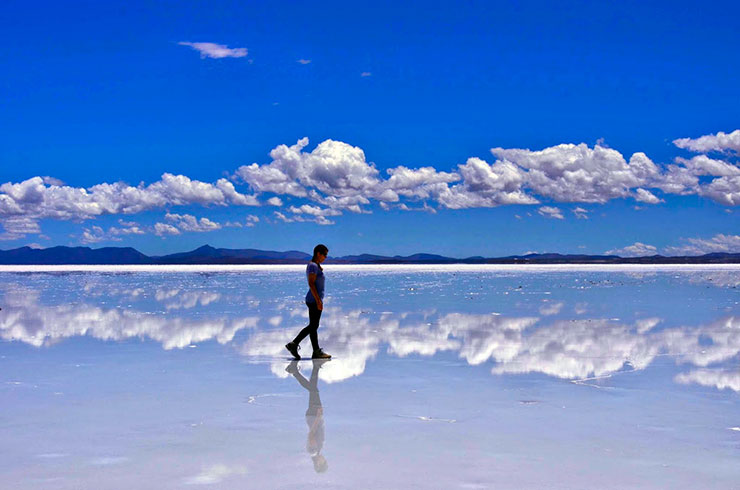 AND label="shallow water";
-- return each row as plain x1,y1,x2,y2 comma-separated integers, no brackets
1,265,739,489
